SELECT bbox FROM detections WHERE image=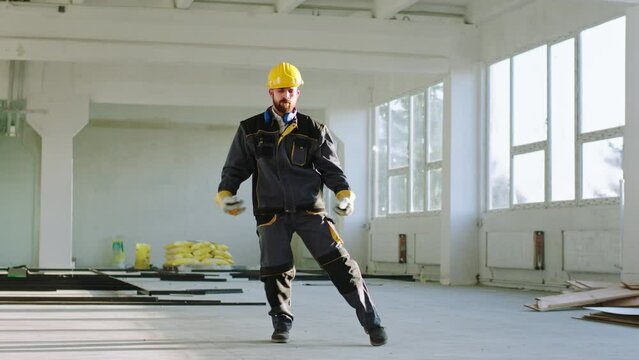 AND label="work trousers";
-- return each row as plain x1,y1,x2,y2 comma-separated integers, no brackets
257,211,381,332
